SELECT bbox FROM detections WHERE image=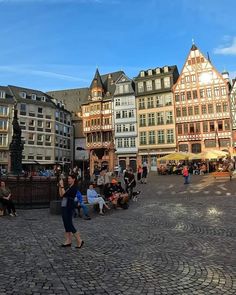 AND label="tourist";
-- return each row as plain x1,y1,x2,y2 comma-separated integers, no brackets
0,180,17,216
59,174,84,248
87,183,110,215
141,162,148,183
182,166,190,184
